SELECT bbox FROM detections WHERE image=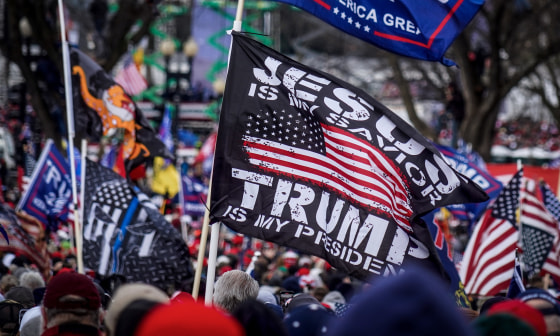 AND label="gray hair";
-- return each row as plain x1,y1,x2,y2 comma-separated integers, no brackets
19,271,45,291
213,270,259,313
